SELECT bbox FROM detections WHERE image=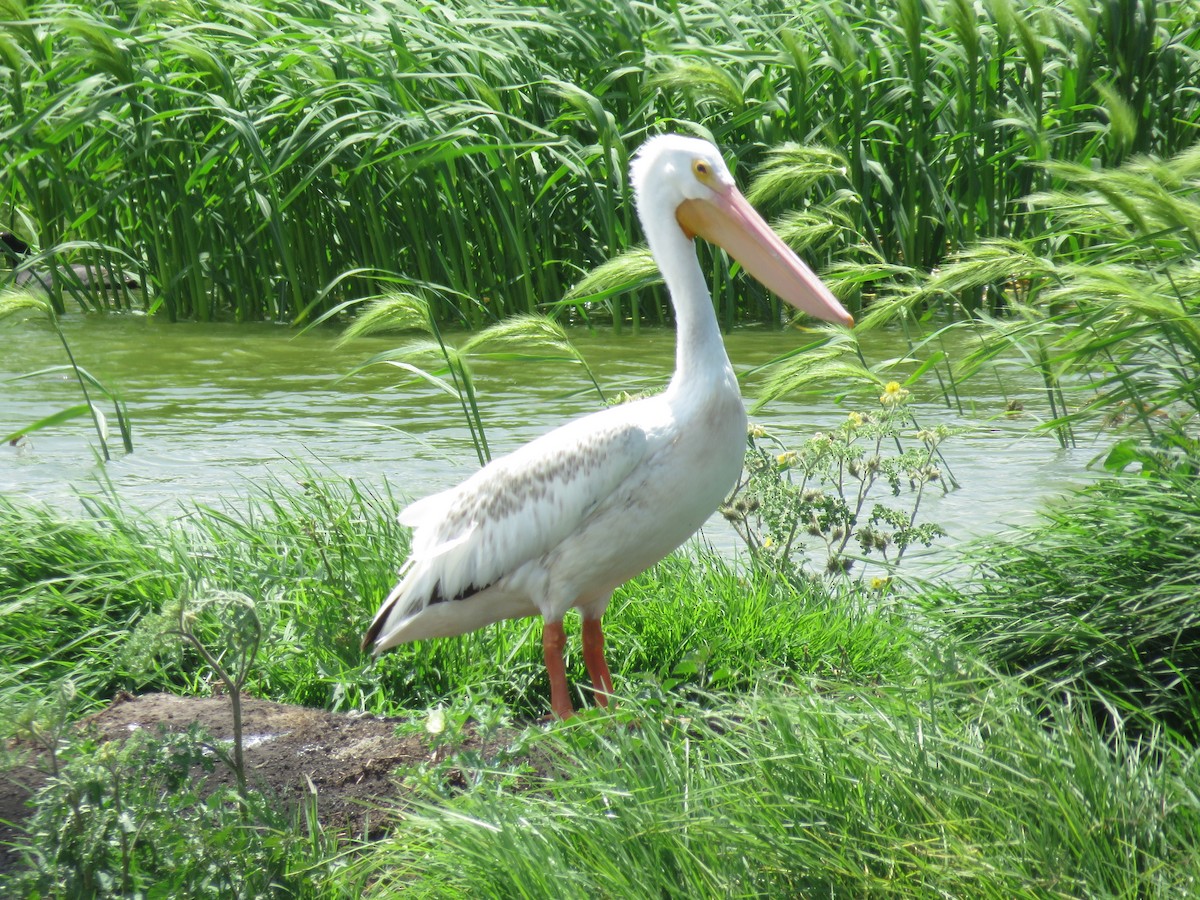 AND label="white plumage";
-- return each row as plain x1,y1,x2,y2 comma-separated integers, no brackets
364,134,853,718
